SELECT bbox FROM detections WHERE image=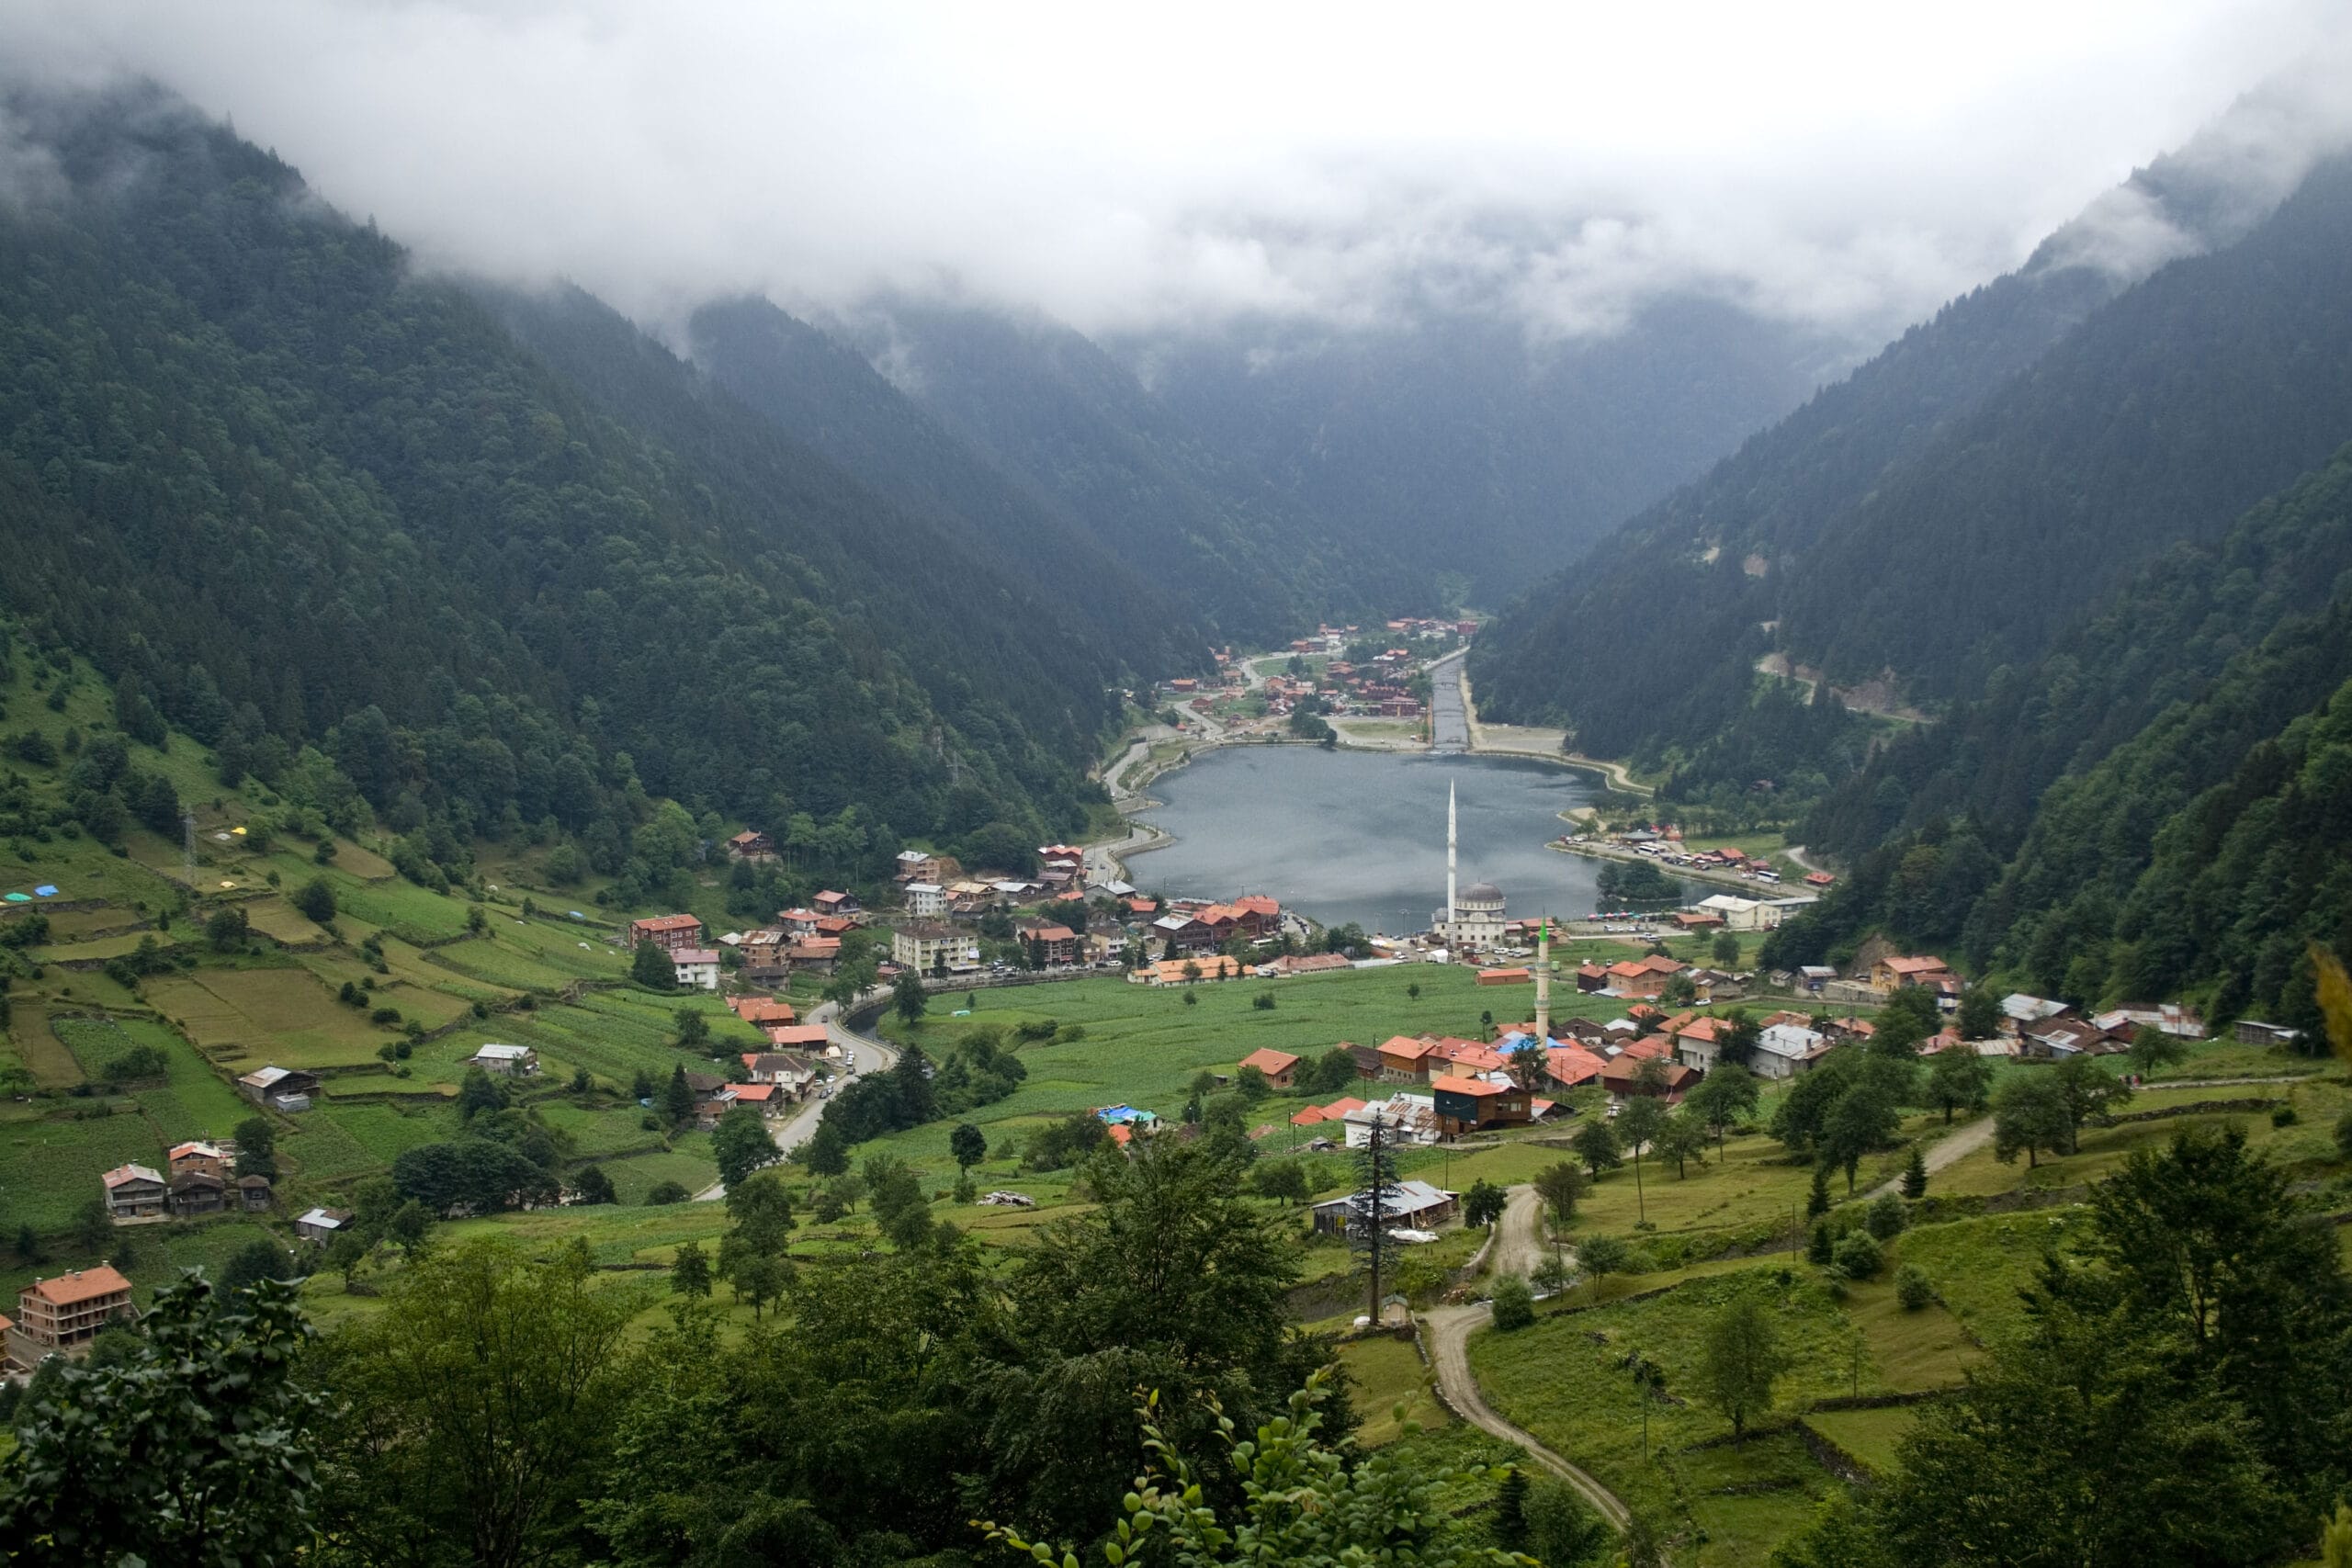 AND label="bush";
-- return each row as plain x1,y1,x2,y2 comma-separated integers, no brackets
290,876,338,925
1806,1222,1834,1266
1864,1190,1908,1240
1830,1229,1883,1280
2269,1104,2298,1128
644,1180,690,1205
1895,1264,1934,1311
1489,1272,1536,1331
1251,990,1276,1010
368,1006,401,1026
